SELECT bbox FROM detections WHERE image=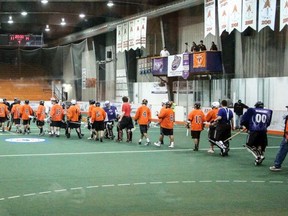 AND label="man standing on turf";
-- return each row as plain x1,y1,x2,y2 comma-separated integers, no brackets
0,98,9,132
49,98,63,137
134,99,151,145
91,101,106,142
36,100,46,136
233,99,249,130
21,100,34,135
66,99,83,139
